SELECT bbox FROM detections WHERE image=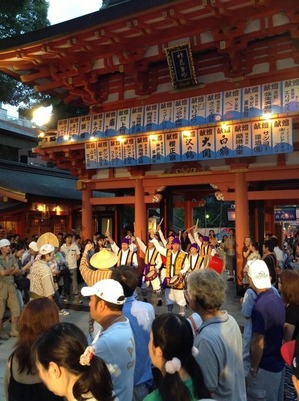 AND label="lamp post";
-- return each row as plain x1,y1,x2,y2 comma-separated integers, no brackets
32,105,52,127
